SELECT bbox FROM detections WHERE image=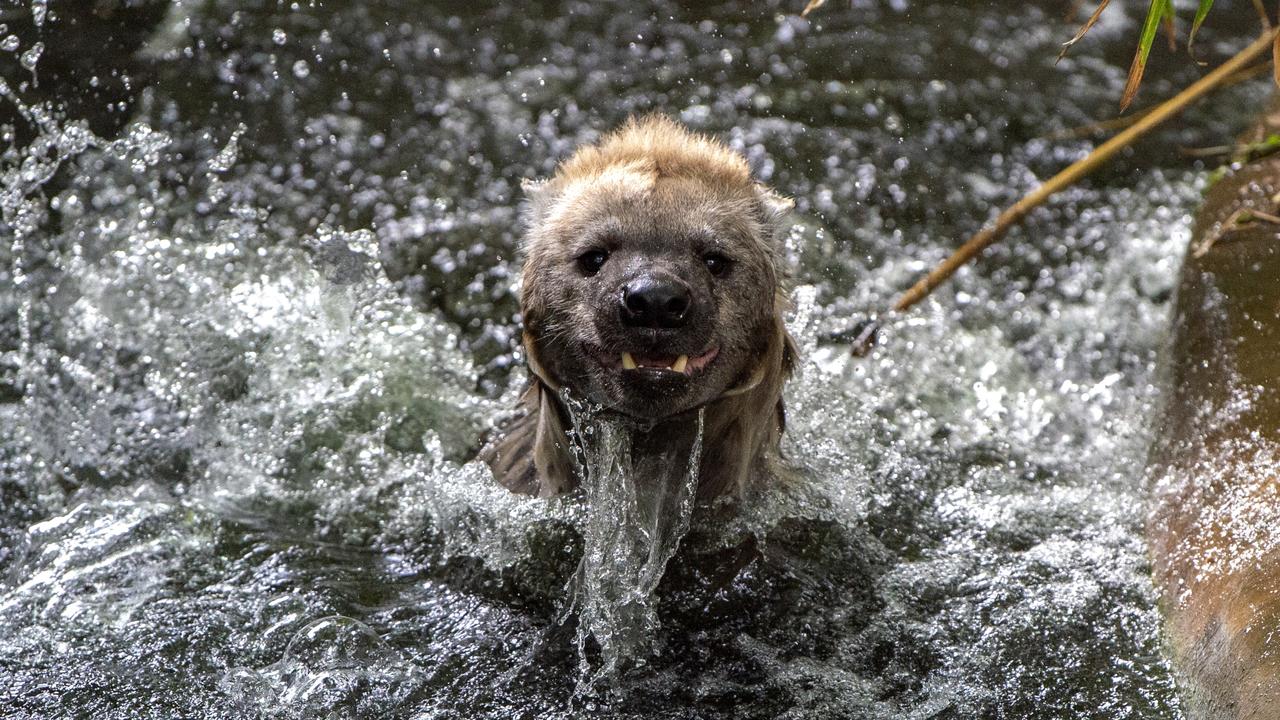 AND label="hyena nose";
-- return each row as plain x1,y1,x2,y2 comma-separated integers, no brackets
621,277,690,329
